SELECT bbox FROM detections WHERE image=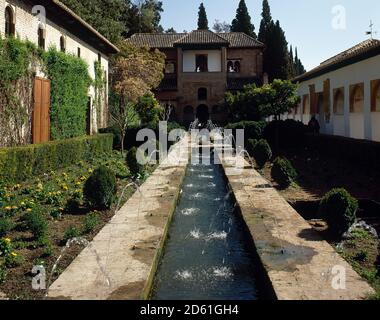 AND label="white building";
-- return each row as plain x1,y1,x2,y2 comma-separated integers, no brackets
0,0,119,143
289,39,380,142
